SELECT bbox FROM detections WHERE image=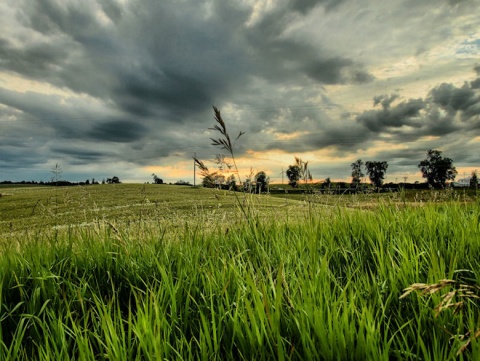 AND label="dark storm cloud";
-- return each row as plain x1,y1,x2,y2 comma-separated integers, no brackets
49,146,110,161
0,88,117,140
304,58,374,84
373,94,399,109
309,125,373,152
1,0,479,182
290,0,346,14
116,67,214,117
0,38,70,80
0,139,48,170
88,120,148,143
98,0,123,22
357,98,425,132
1,0,374,130
429,82,478,113
353,71,480,148
419,107,459,135
471,78,480,89
475,64,480,75
264,112,373,154
11,0,252,118
244,1,374,86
